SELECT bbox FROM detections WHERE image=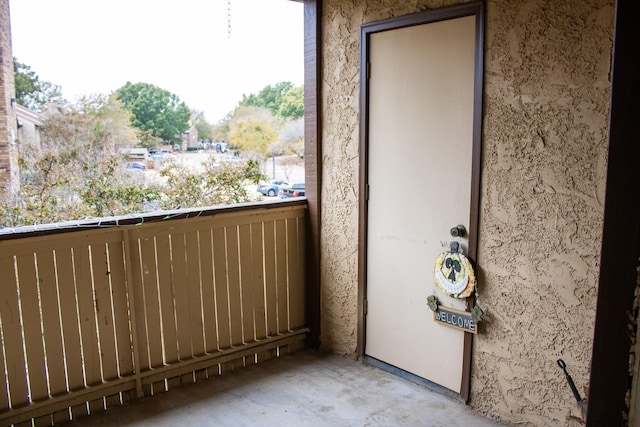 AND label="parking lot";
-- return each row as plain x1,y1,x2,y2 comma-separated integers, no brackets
140,150,305,198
